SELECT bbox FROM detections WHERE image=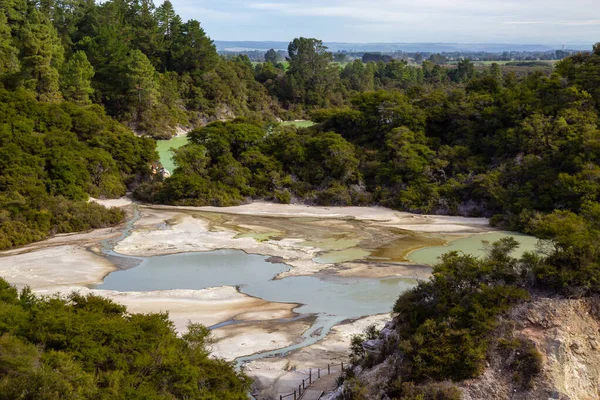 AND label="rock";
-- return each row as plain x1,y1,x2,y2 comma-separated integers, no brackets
380,327,396,341
362,339,384,356
341,297,600,400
